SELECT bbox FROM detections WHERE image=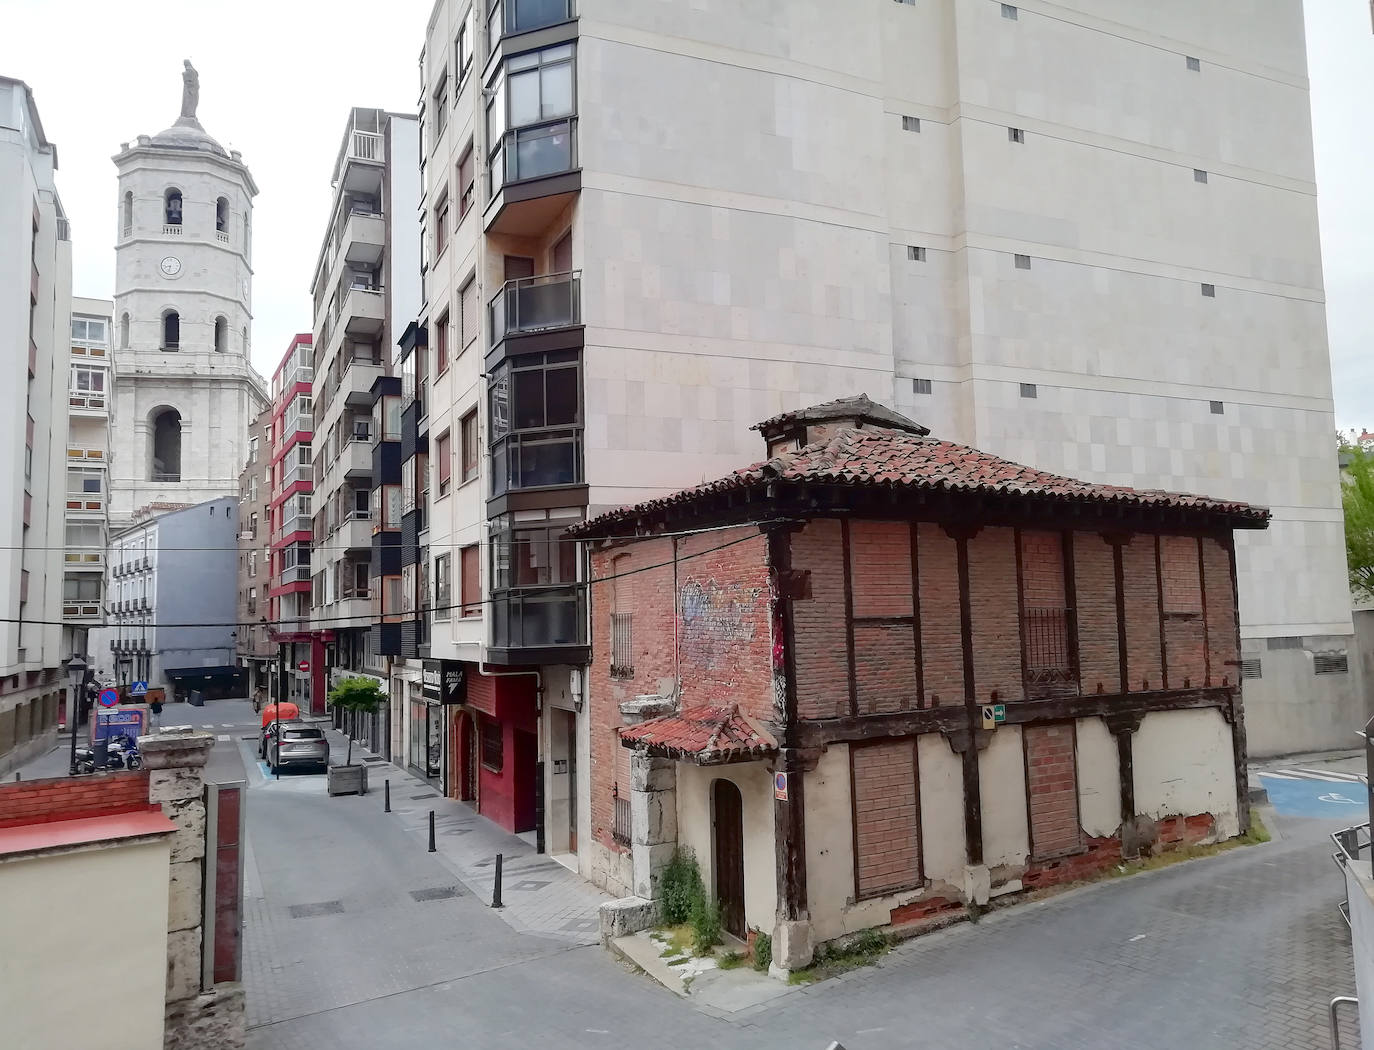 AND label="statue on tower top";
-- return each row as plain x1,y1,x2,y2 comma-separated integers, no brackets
180,60,199,122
